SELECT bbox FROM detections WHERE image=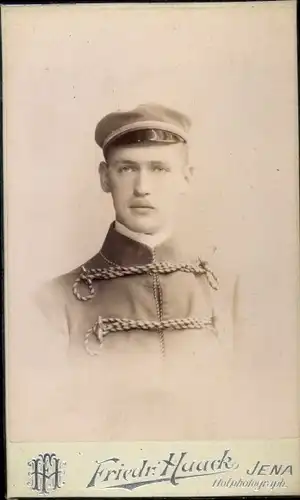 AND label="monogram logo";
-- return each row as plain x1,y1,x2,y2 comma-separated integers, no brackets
27,453,66,495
